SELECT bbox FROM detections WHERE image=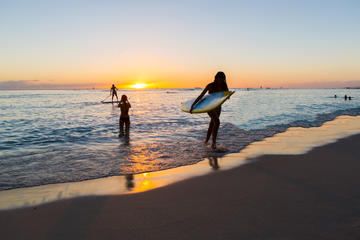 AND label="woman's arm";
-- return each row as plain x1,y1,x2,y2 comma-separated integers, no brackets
190,85,209,114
